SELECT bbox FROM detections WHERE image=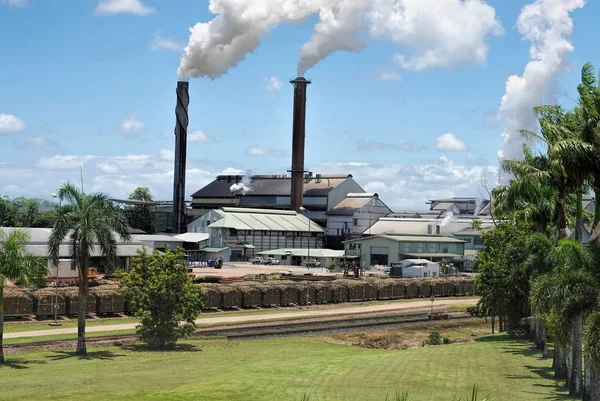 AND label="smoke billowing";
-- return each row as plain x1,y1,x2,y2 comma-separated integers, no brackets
178,0,502,80
496,0,585,182
230,169,253,195
440,211,455,227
